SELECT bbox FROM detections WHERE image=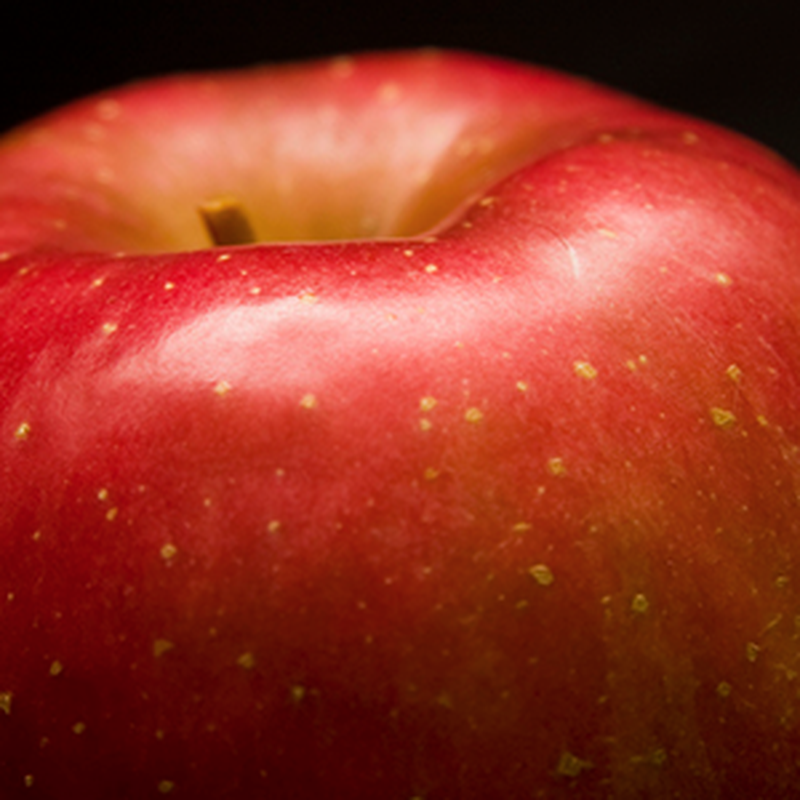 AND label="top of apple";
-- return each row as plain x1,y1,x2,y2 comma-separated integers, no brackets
3,53,800,799
0,49,796,256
